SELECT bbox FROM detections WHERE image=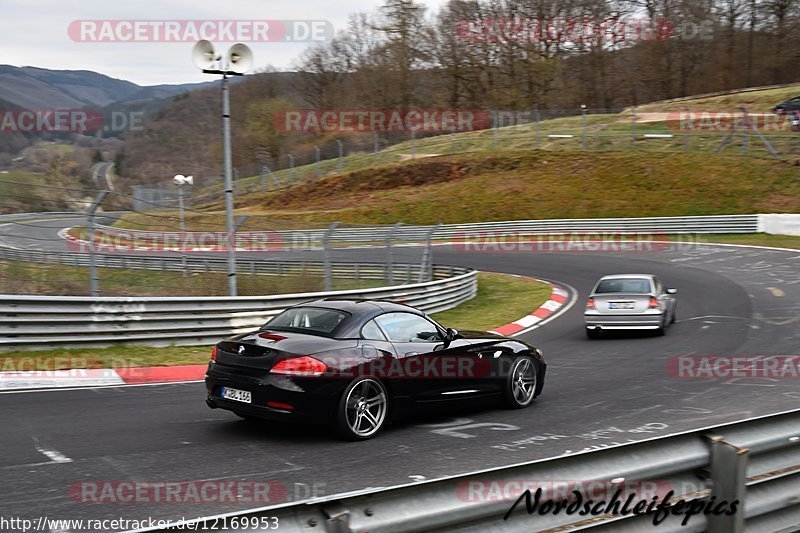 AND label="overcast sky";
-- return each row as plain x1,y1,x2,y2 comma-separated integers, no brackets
0,0,448,86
